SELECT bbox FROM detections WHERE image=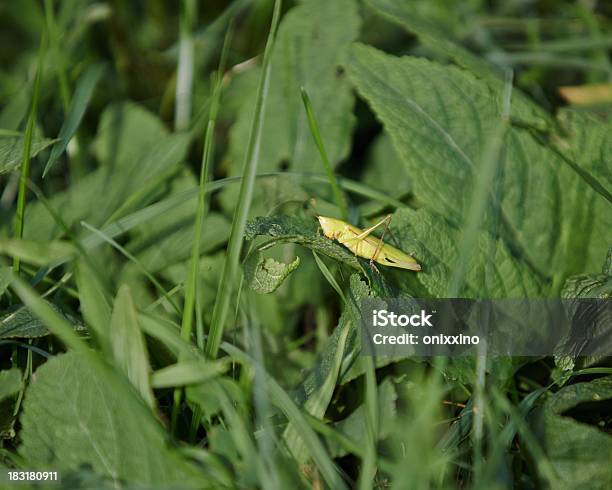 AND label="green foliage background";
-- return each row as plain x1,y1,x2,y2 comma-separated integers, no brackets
0,0,611,488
